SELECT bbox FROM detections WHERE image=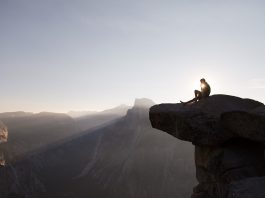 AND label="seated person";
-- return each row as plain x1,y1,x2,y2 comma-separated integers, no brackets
181,78,211,105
